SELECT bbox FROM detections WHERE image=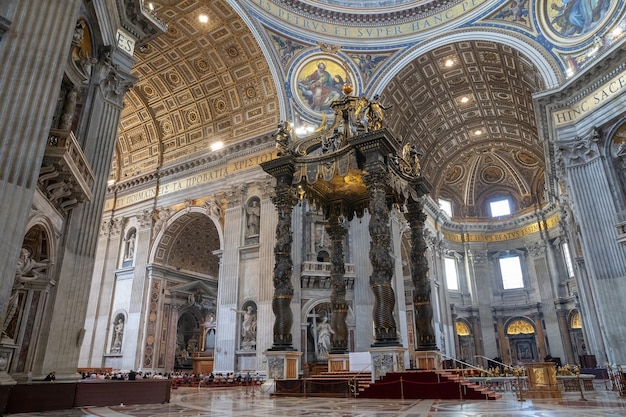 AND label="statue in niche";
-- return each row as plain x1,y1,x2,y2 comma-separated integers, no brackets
316,316,334,358
111,317,124,353
246,200,260,237
124,231,136,260
232,305,257,350
3,248,48,337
